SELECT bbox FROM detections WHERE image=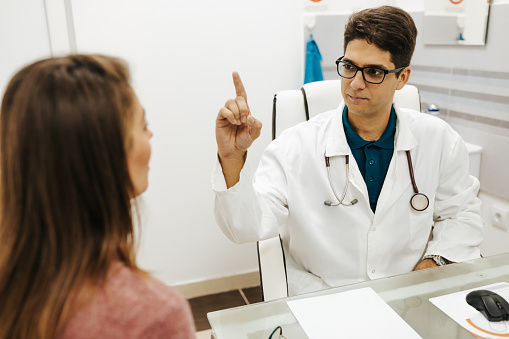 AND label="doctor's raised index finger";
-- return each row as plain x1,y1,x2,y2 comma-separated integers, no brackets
232,72,247,101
